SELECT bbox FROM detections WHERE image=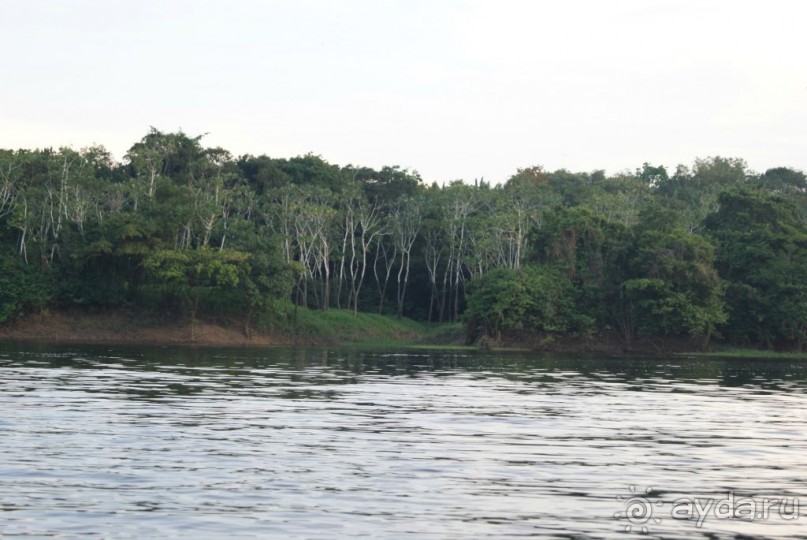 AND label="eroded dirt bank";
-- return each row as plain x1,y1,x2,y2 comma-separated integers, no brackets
0,311,287,347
